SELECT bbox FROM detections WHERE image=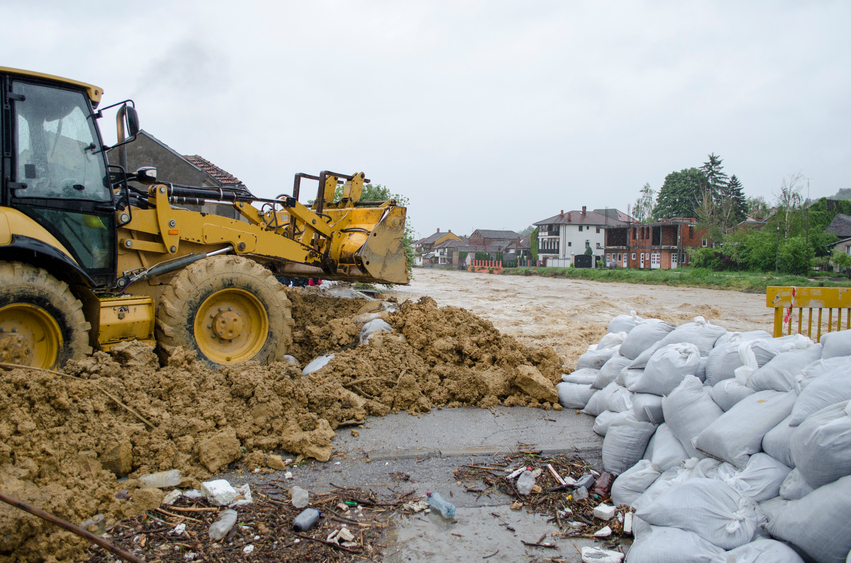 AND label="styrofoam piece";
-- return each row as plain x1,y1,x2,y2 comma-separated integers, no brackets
202,479,238,506
581,546,624,563
592,503,616,521
594,526,613,537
